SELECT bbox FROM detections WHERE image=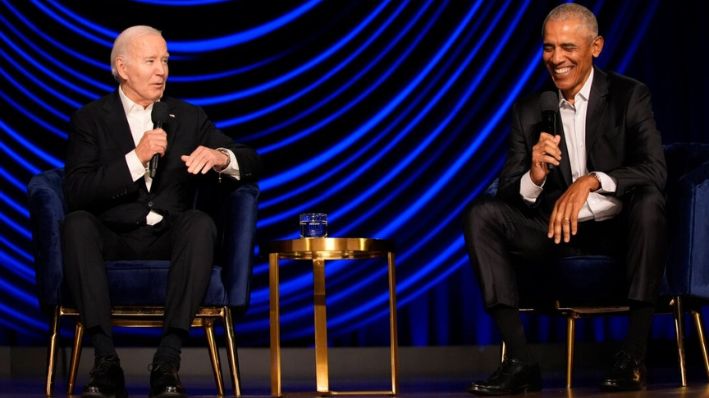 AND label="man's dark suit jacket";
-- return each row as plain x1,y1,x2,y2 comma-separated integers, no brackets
496,67,666,216
64,91,261,230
